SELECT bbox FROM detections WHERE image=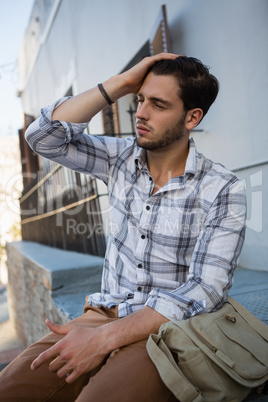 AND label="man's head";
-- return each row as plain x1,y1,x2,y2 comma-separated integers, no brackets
149,56,219,121
135,55,219,151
